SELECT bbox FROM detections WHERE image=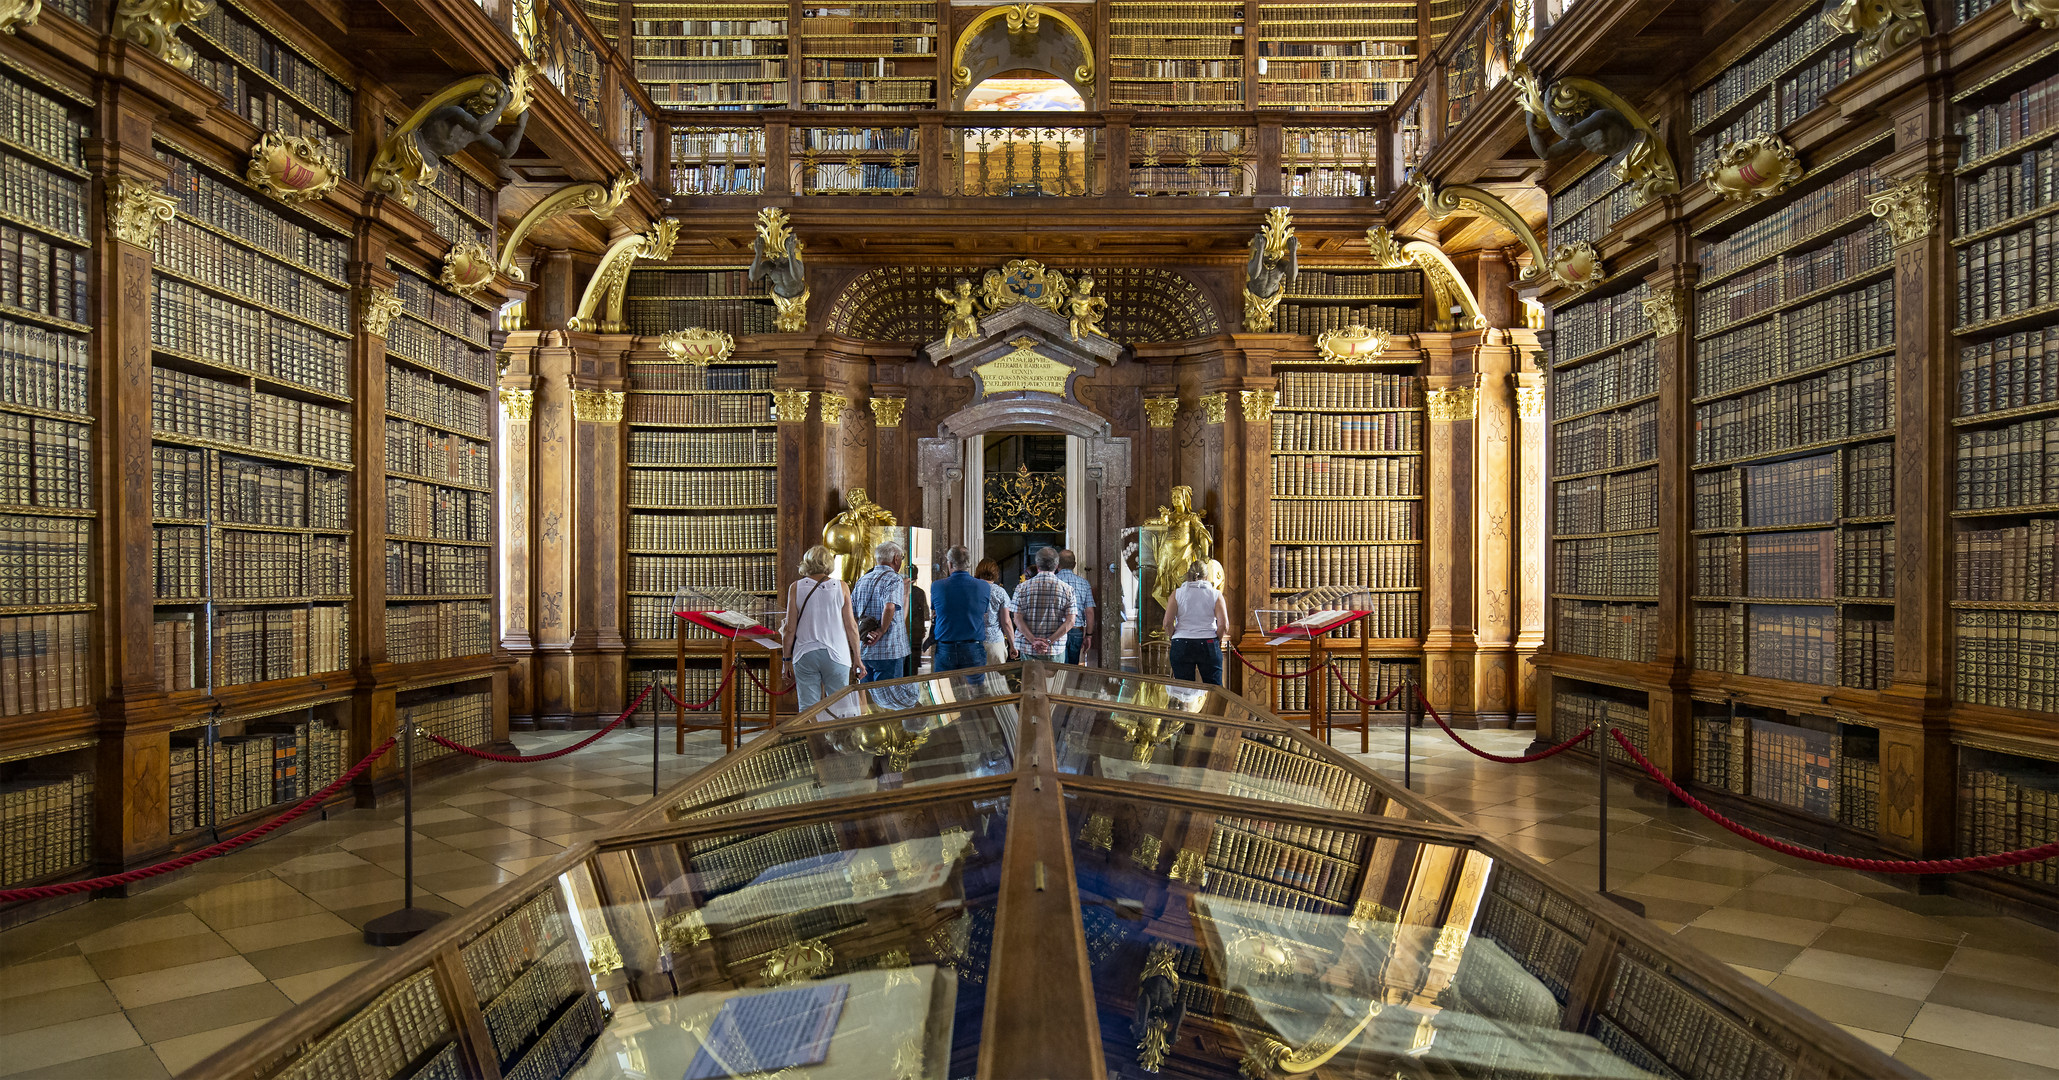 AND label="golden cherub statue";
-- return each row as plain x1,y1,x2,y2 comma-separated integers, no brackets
935,279,980,350
1144,485,1212,611
824,488,899,586
1066,275,1109,340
